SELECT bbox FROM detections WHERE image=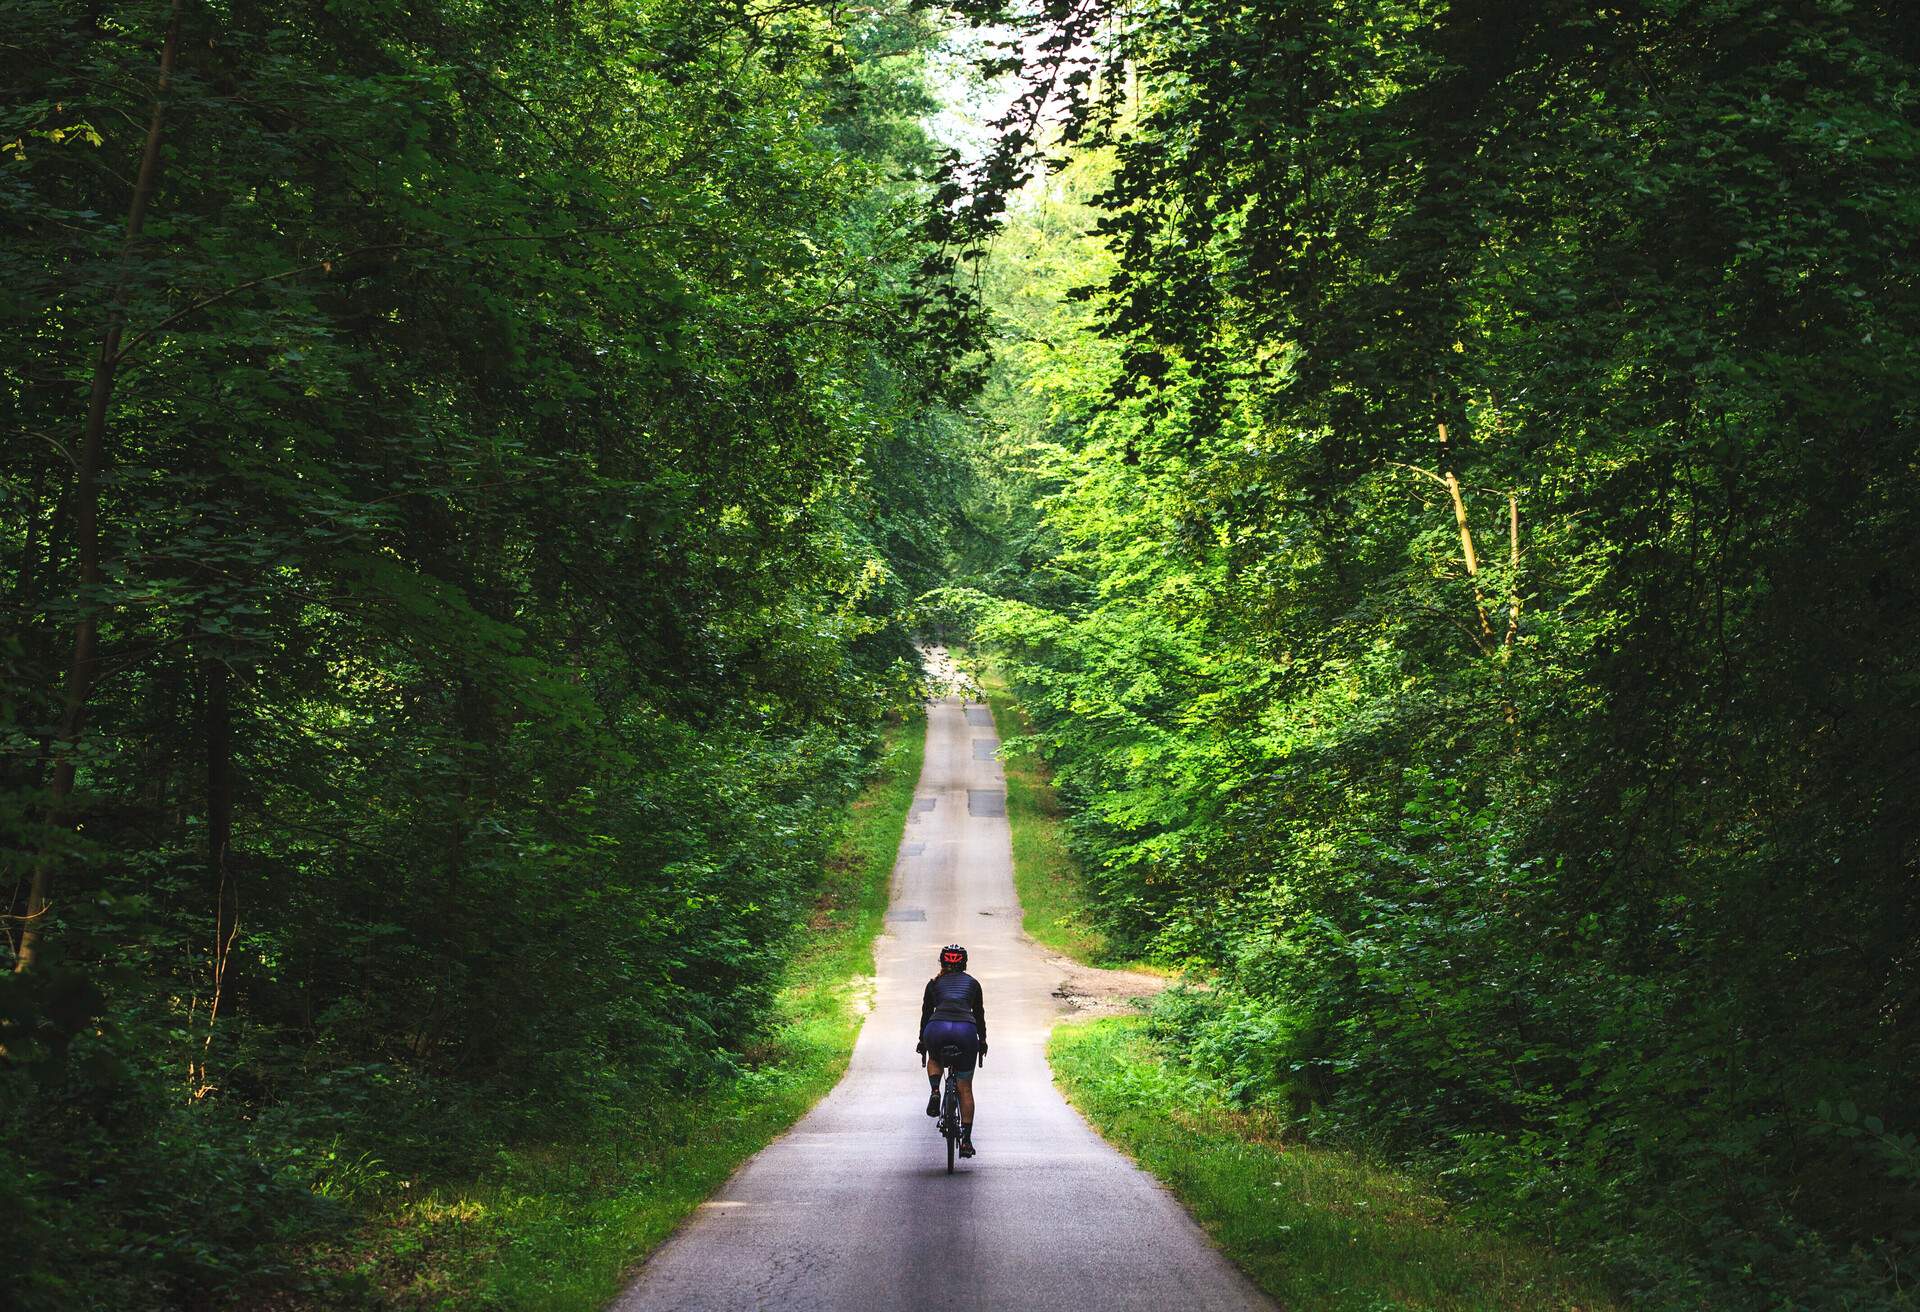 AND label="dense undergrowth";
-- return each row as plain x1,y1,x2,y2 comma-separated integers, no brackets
990,664,1619,1309
295,712,922,1309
